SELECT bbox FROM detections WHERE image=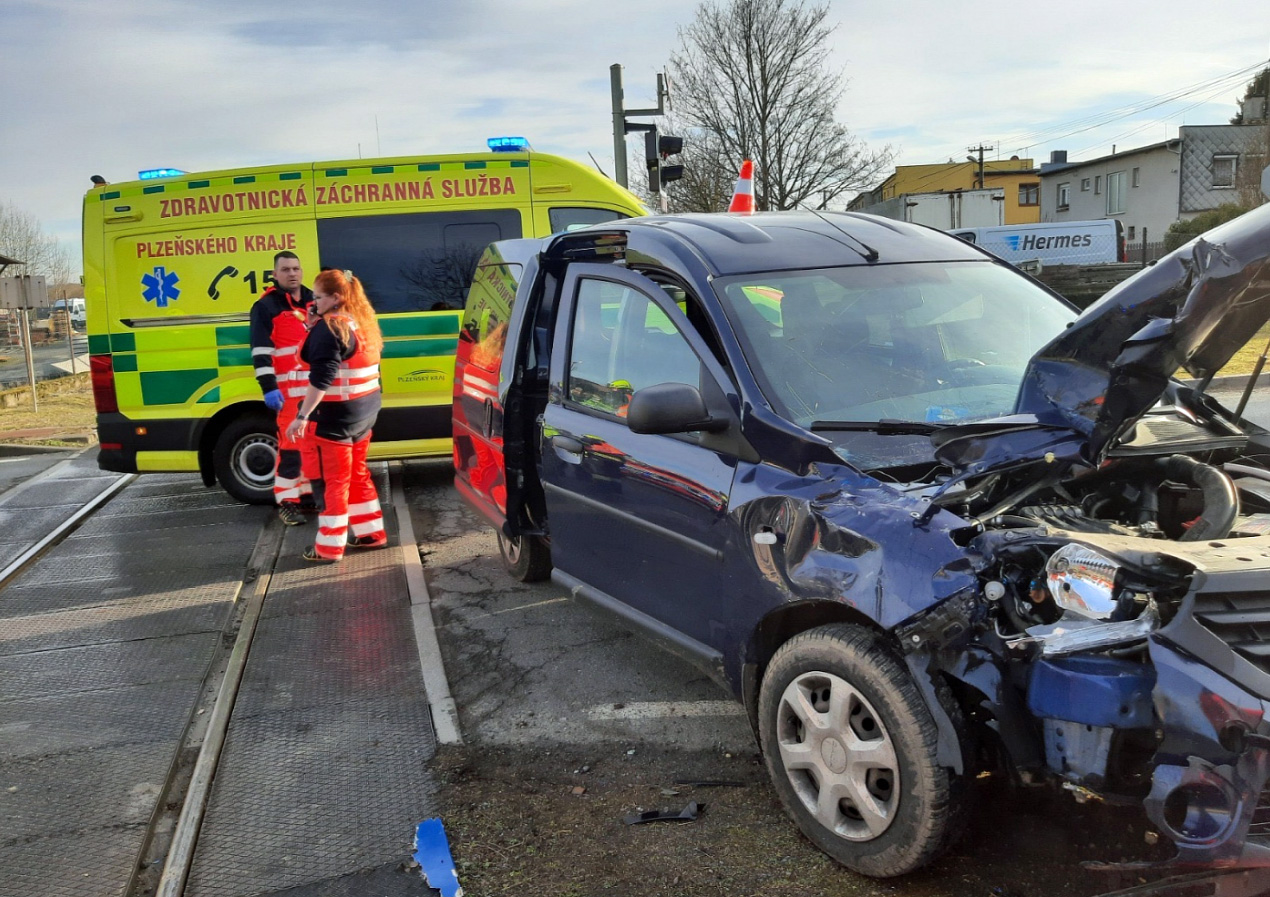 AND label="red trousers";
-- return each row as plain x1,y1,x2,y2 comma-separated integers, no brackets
274,395,314,506
308,431,386,560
